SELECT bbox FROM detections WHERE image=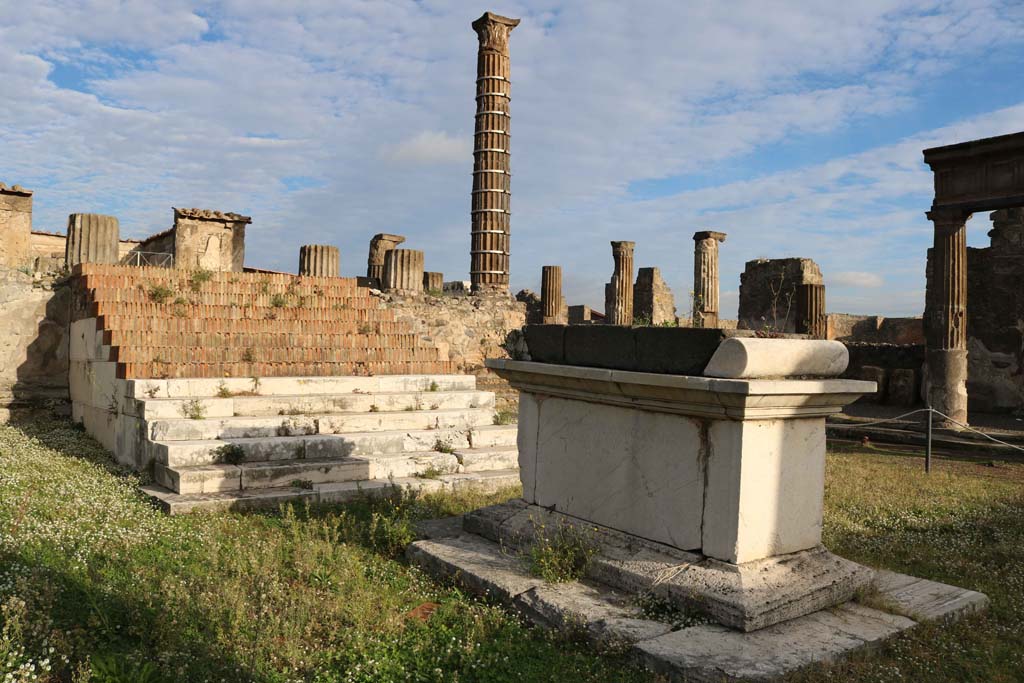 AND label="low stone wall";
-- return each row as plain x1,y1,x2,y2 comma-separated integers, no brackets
841,342,924,407
0,267,71,420
827,314,924,344
374,290,526,413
